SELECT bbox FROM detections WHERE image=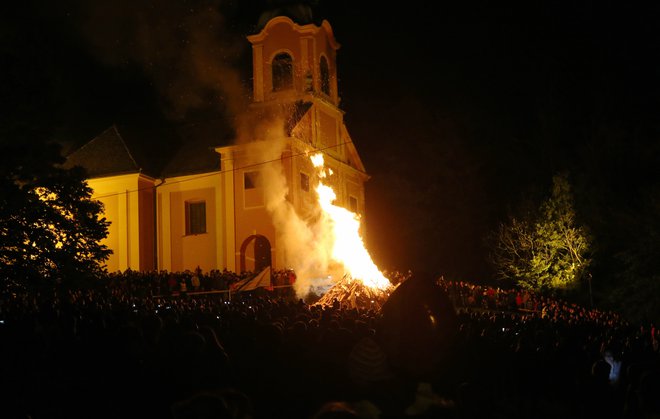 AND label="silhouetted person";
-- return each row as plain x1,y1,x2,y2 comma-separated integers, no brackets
582,359,620,419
